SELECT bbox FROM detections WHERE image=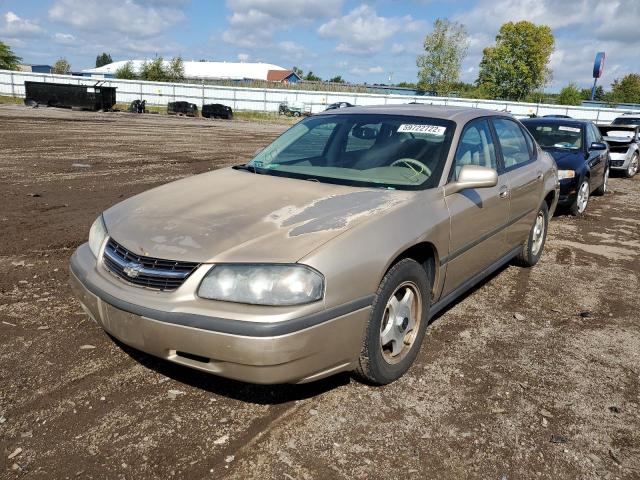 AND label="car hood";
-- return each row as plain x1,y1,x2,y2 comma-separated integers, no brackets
545,148,585,170
103,168,410,264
